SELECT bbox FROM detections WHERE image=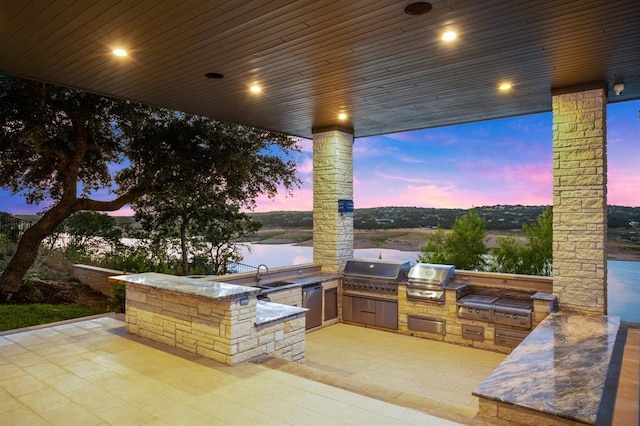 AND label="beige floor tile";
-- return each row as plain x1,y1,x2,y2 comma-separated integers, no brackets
285,389,351,416
140,404,215,426
190,394,270,424
64,383,124,412
43,371,90,394
4,331,49,347
0,342,29,357
23,362,67,380
63,359,110,378
0,389,22,414
2,405,48,426
91,400,157,424
1,373,49,397
0,363,28,381
17,387,72,414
